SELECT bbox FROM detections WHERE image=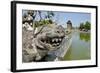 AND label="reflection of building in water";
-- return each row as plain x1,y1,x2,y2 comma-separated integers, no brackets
66,20,72,33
